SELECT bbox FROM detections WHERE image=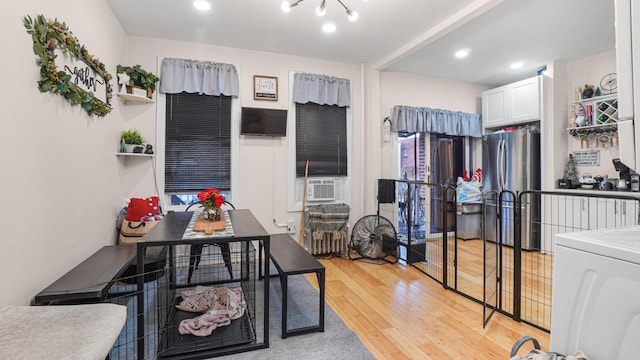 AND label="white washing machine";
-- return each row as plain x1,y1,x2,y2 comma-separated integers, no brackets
551,226,640,359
